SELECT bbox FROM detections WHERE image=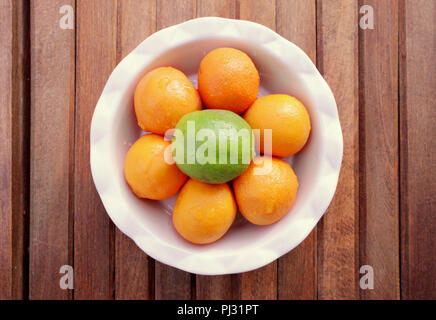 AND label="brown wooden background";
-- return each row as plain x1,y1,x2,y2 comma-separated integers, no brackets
1,0,435,300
